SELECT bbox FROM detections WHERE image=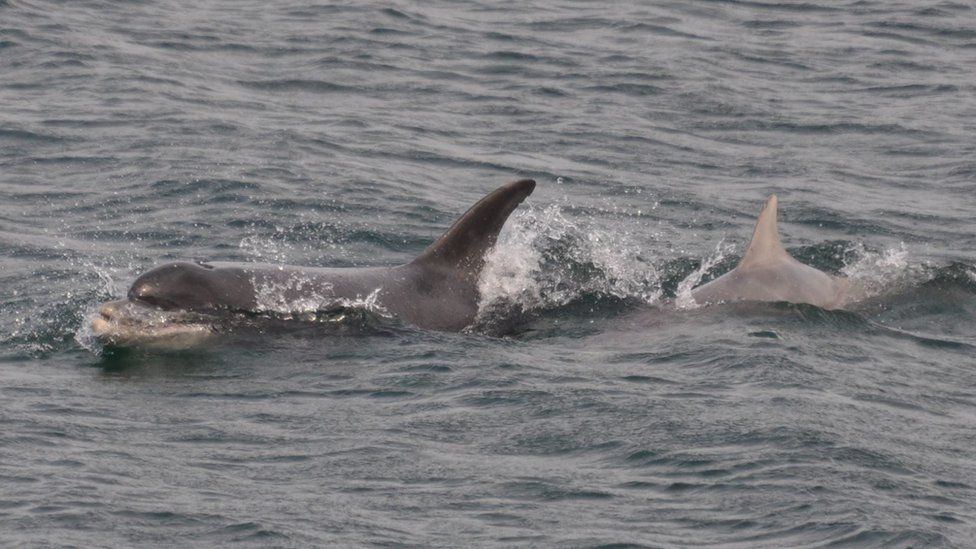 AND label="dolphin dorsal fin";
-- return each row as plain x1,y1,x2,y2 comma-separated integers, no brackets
412,179,535,279
738,195,789,269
